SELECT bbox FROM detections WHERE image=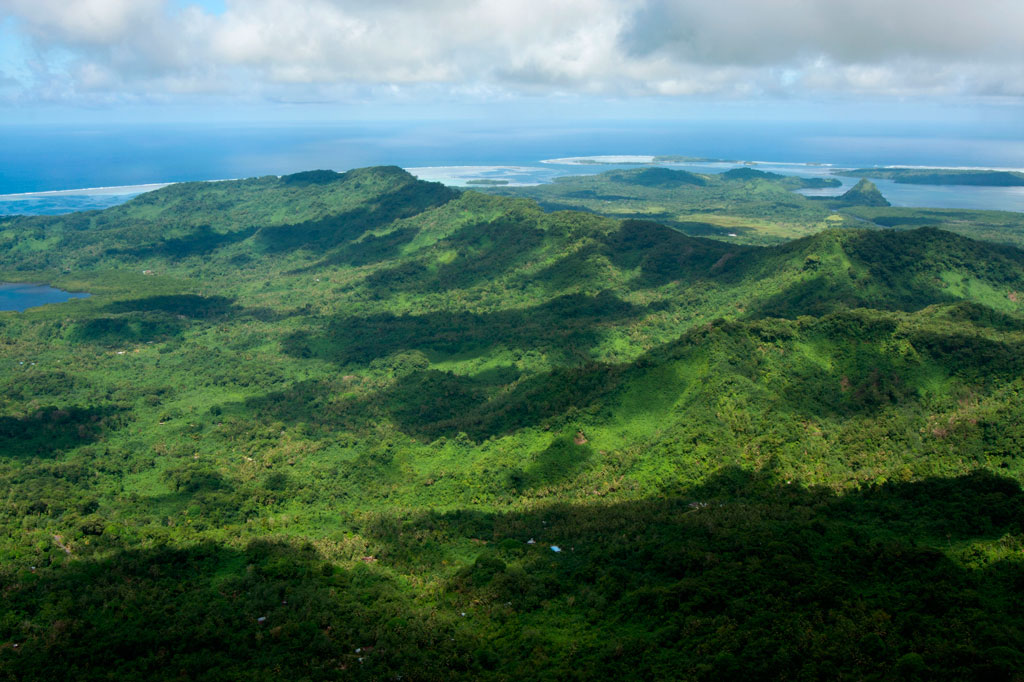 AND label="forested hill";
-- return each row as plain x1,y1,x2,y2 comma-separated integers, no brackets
1,167,1023,680
838,167,1024,186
